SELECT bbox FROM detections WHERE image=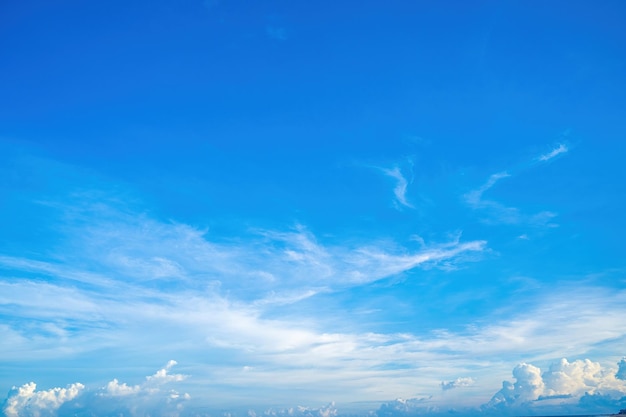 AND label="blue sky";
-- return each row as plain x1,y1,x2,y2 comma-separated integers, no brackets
2,1,626,416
